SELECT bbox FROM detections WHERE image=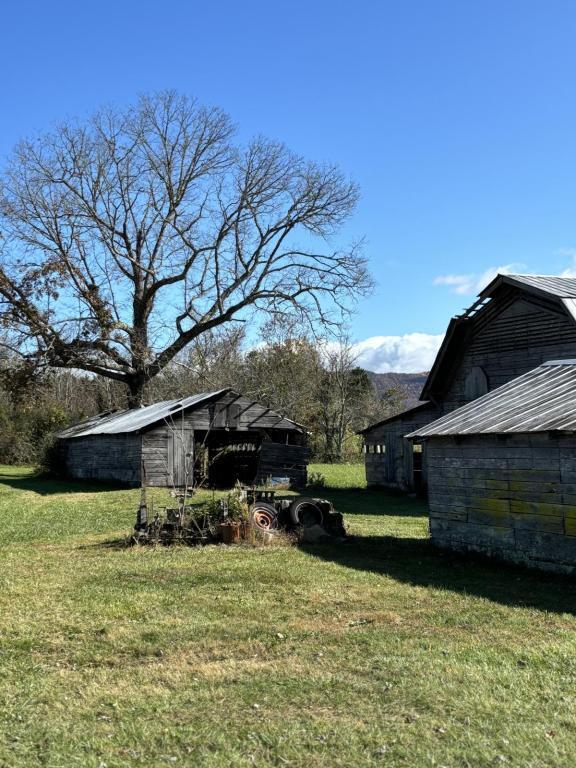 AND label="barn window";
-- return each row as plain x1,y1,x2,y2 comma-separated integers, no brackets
413,443,423,454
363,443,386,454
